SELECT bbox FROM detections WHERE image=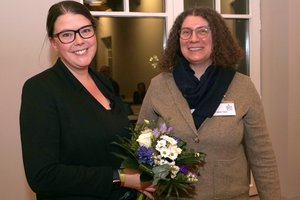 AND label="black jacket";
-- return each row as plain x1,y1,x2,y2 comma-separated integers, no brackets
20,59,132,200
